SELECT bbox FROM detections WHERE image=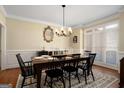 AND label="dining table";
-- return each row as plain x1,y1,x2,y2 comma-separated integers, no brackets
32,54,90,88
